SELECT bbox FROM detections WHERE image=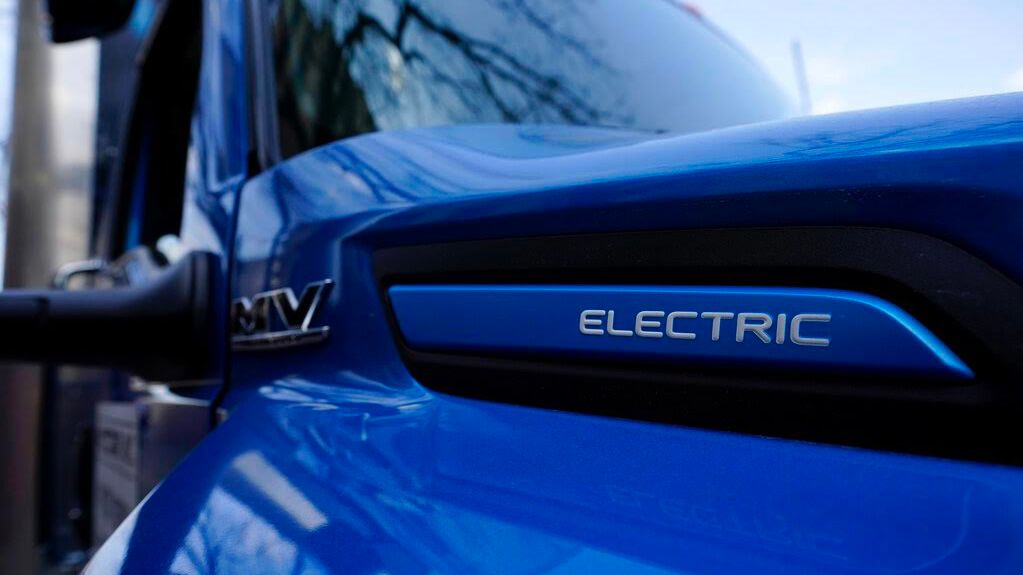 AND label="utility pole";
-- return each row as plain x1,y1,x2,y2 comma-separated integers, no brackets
0,0,54,571
791,39,812,115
